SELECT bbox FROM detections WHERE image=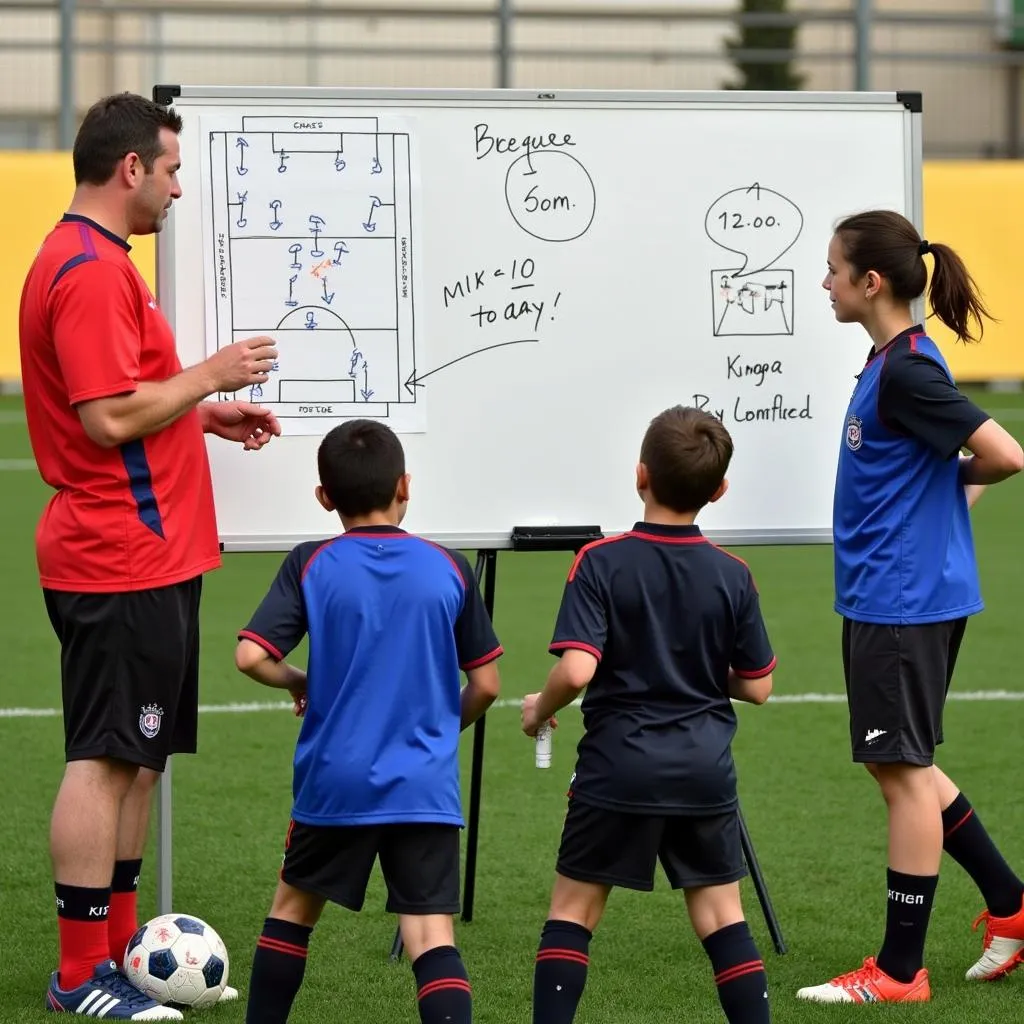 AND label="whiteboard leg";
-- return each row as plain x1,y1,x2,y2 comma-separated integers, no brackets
156,757,173,915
